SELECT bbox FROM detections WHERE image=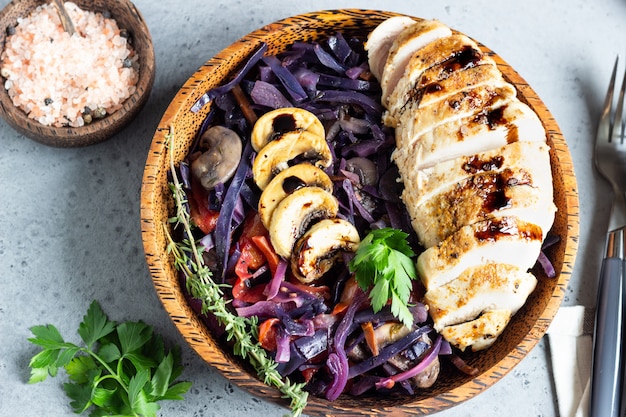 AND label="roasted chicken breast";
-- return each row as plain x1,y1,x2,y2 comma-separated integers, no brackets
367,18,555,351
